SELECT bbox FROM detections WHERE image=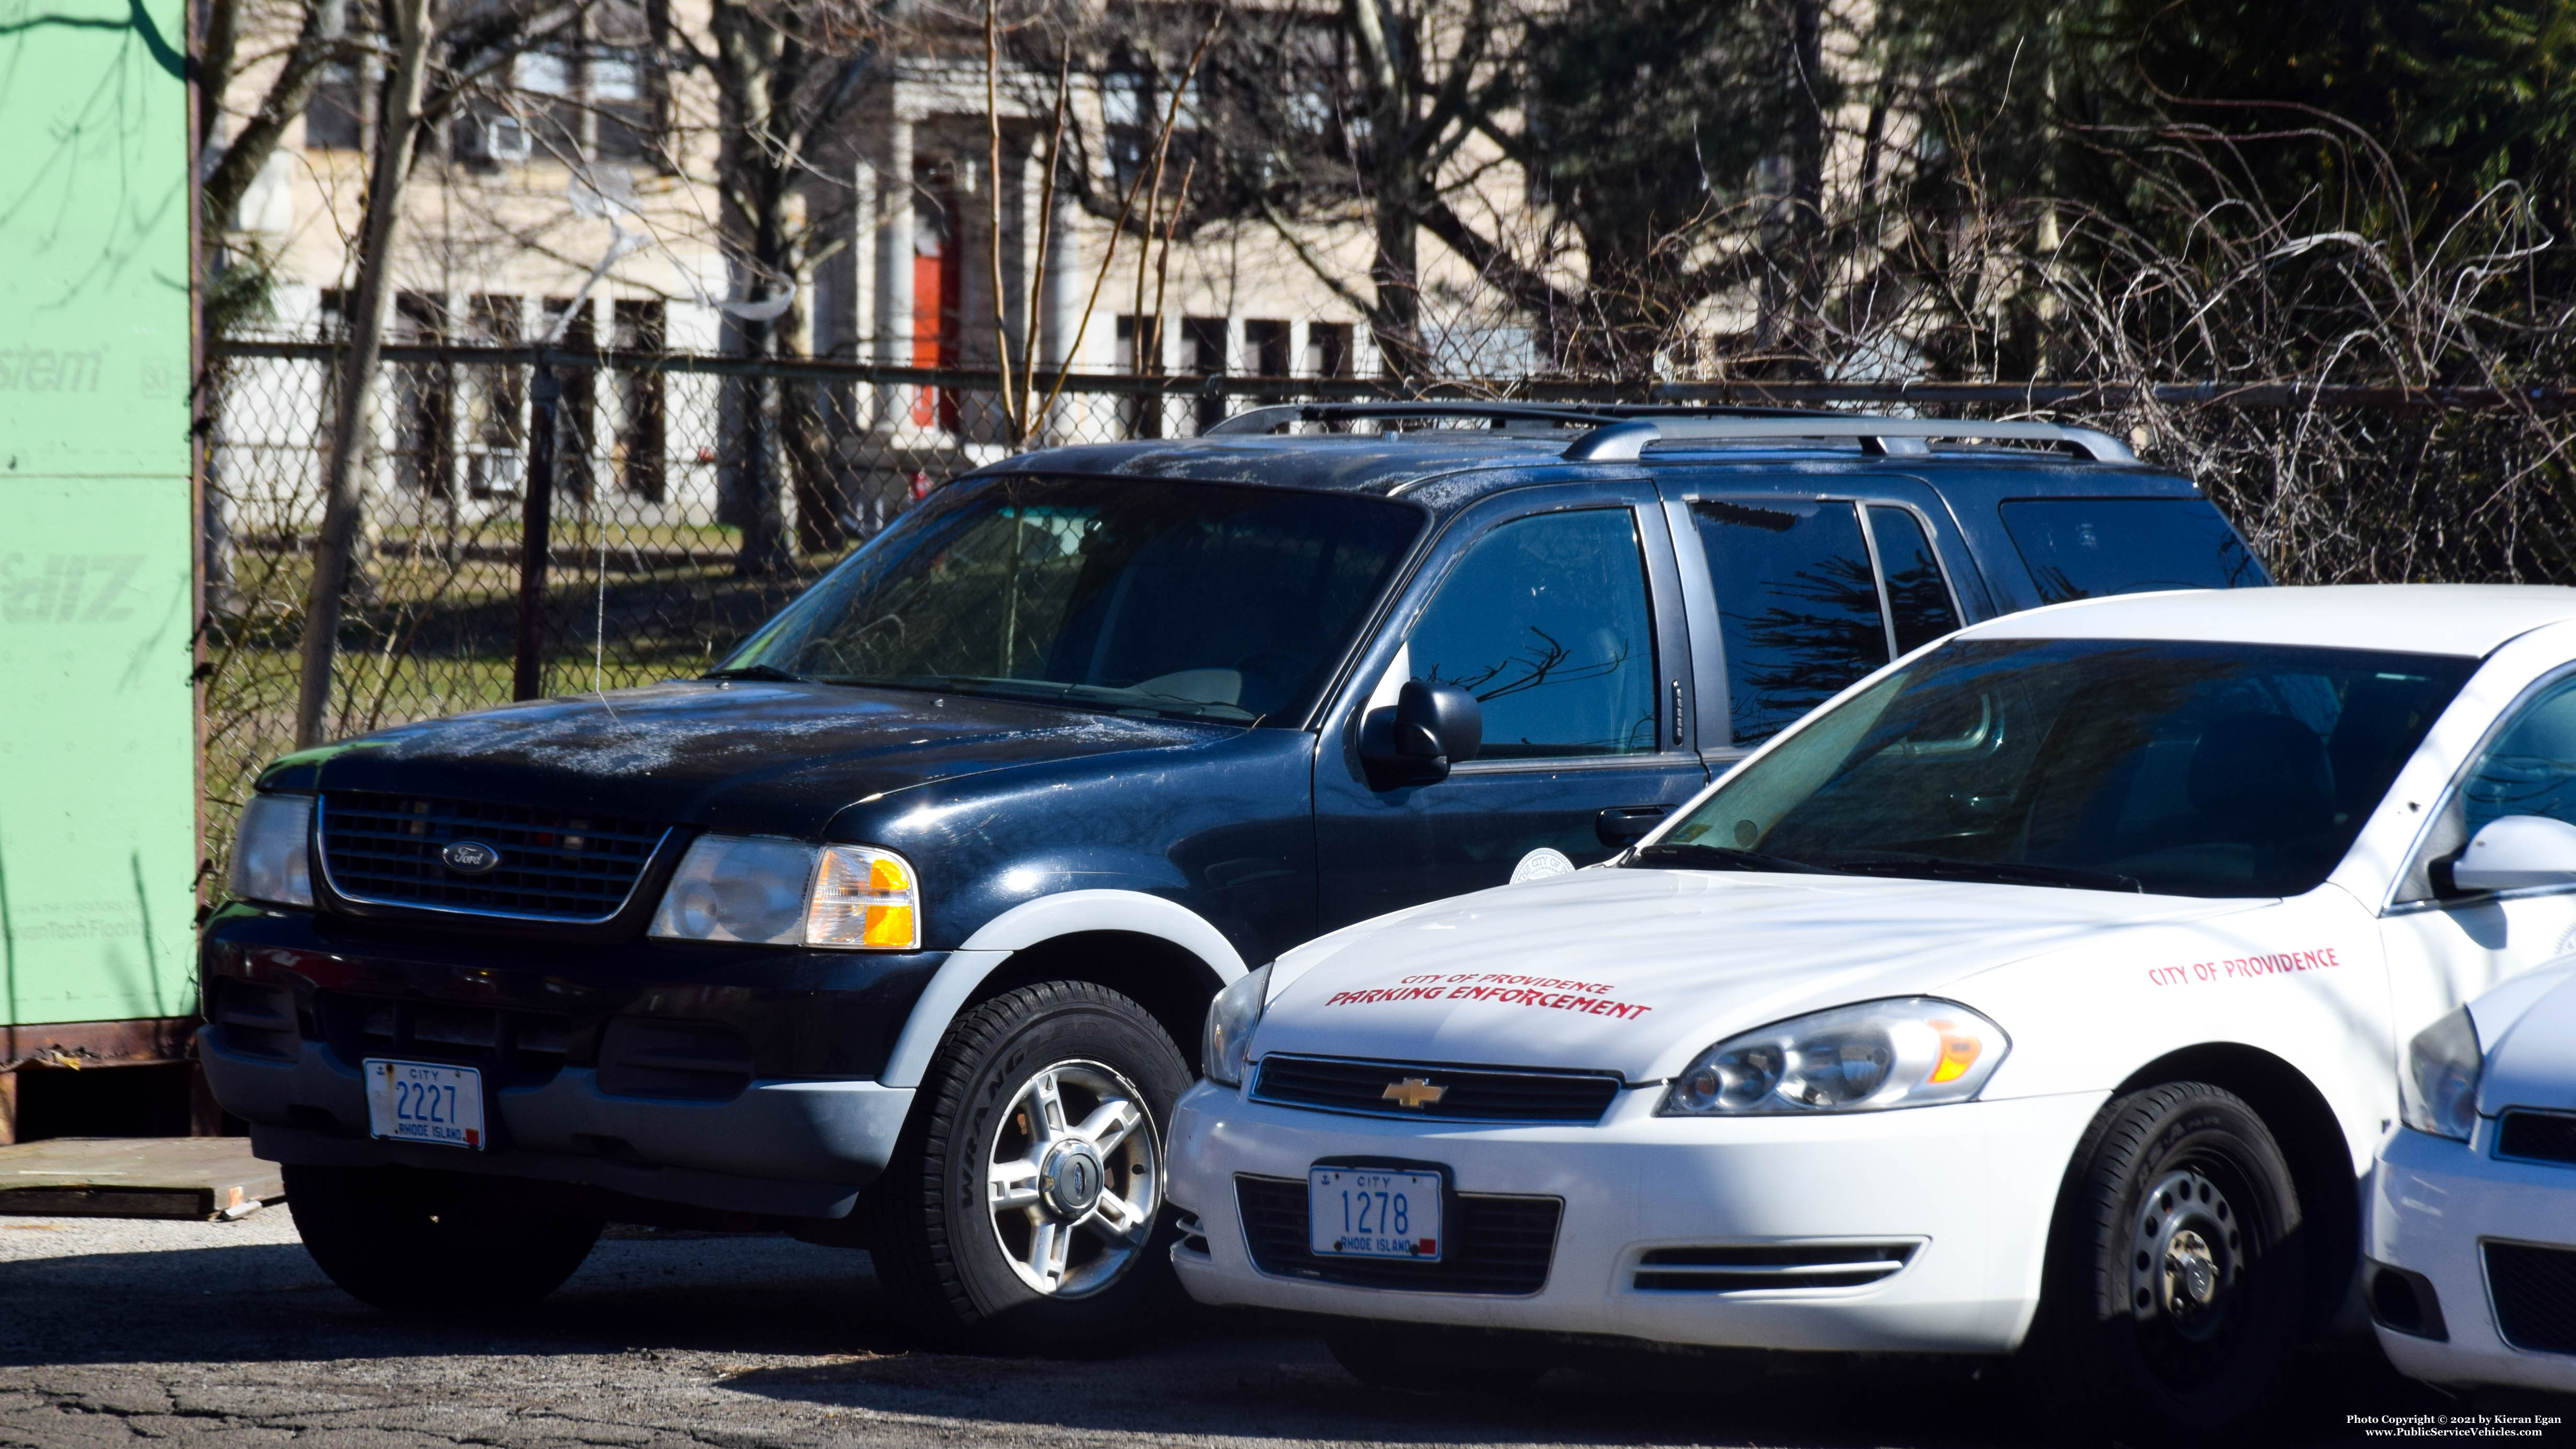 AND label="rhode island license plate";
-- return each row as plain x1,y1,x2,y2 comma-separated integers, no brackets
1309,1166,1443,1261
363,1059,486,1150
